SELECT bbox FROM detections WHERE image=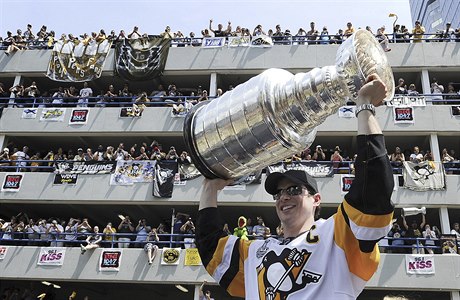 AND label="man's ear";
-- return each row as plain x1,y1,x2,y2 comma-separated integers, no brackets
312,193,321,207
